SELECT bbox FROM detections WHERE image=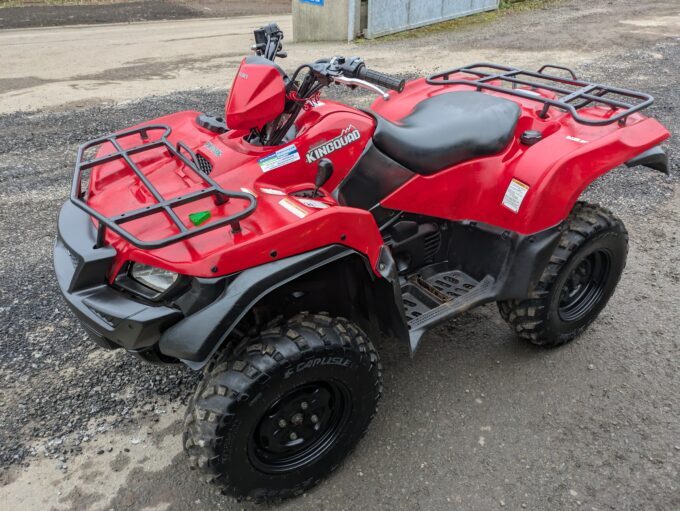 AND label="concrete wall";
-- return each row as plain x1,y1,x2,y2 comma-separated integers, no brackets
292,0,361,42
